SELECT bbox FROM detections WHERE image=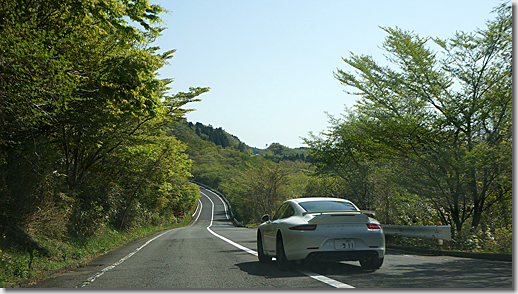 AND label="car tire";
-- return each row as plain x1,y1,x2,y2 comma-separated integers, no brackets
257,231,272,263
276,234,291,271
360,257,384,270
